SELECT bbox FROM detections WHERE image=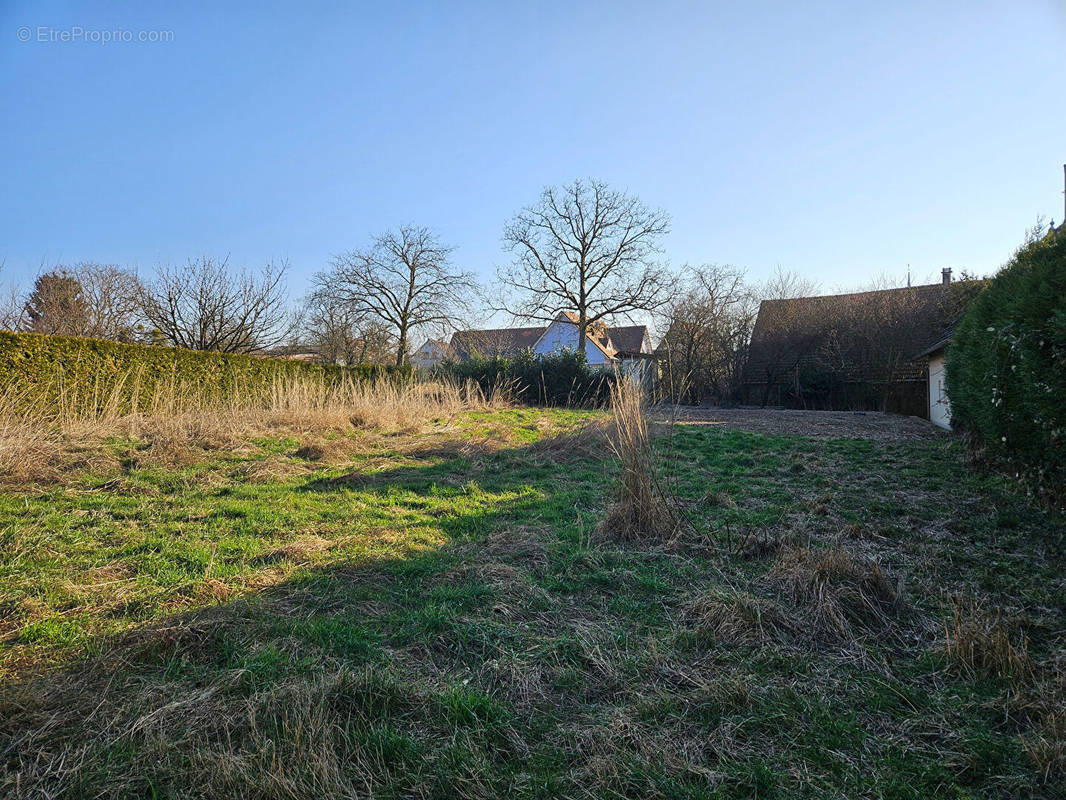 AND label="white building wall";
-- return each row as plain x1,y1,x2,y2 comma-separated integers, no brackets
533,319,609,365
928,351,951,430
412,341,446,369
